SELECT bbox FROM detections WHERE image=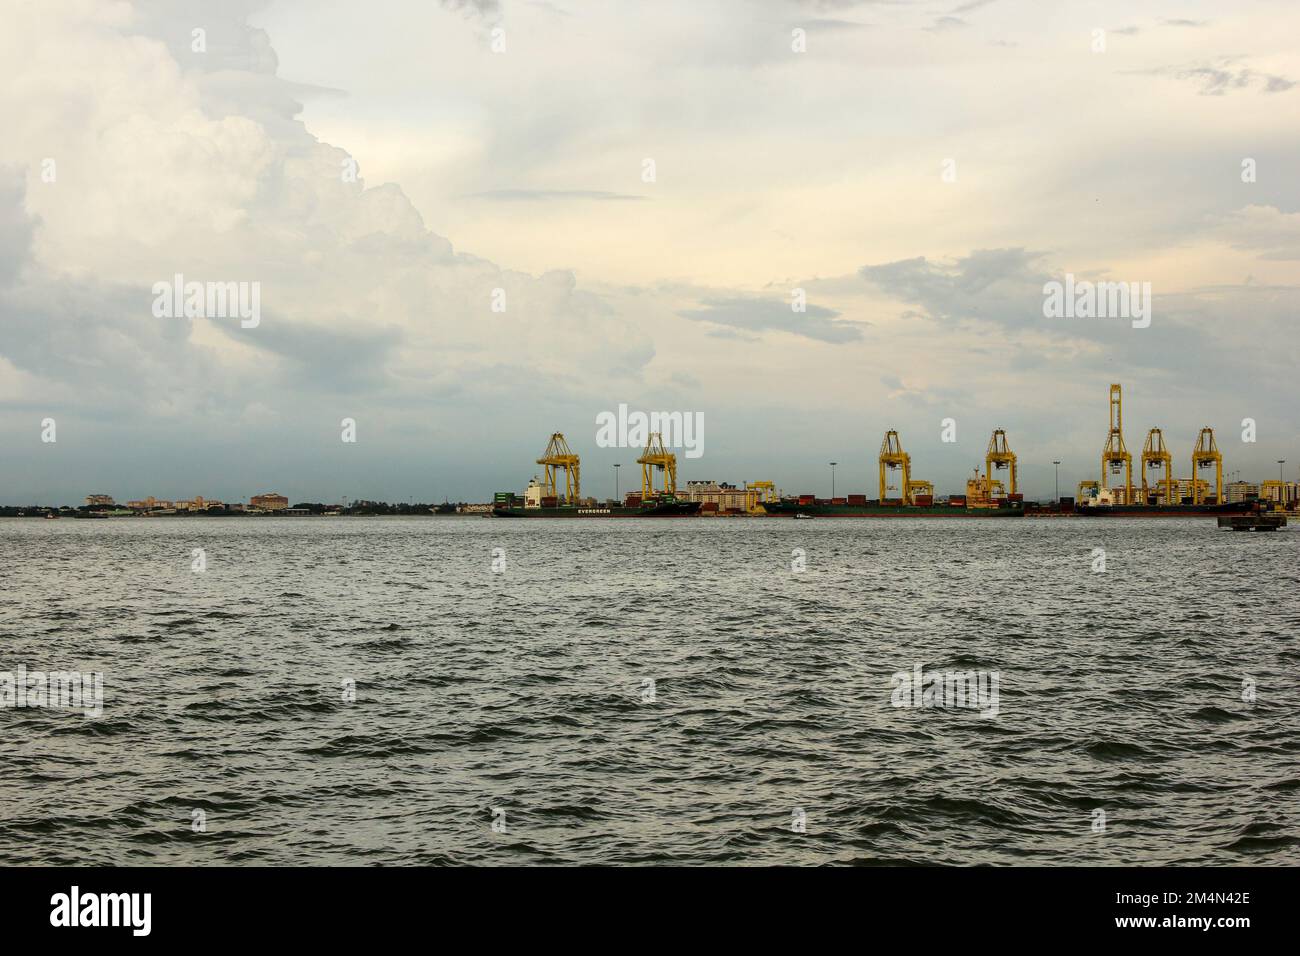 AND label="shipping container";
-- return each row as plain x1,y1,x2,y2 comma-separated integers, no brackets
831,497,846,505
914,495,934,506
847,494,867,506
949,495,967,505
1008,493,1024,502
797,495,815,505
